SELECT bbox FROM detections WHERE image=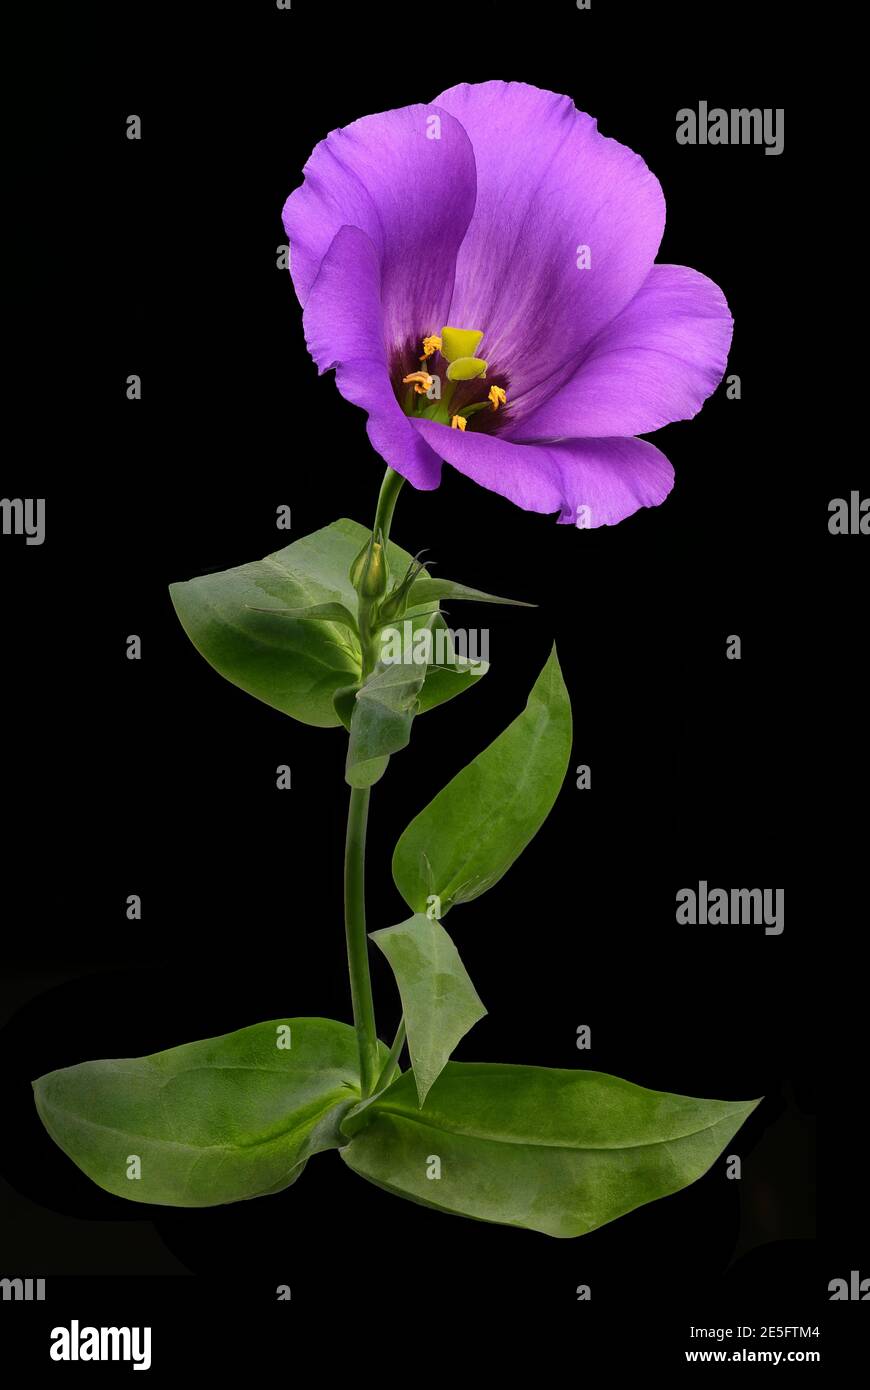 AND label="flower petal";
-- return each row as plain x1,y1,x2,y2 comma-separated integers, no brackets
413,419,674,527
304,225,443,490
432,81,665,417
283,102,477,355
512,264,733,441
